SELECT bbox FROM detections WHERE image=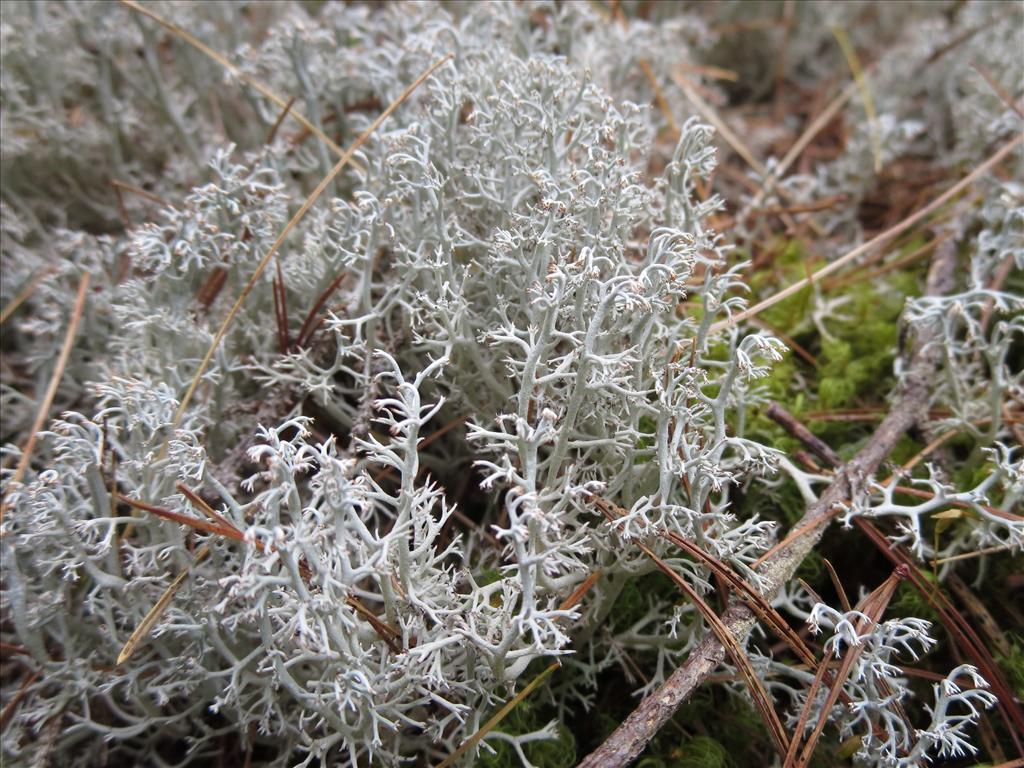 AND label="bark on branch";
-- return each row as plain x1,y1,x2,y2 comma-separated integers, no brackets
577,241,957,768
